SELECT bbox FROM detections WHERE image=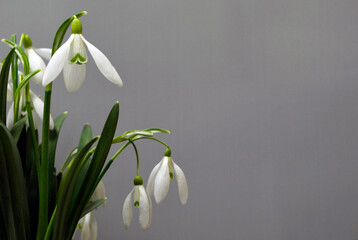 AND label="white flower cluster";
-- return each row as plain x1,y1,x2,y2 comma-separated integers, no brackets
5,18,122,130
78,152,188,240
122,152,188,231
3,16,187,239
